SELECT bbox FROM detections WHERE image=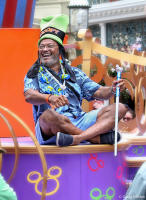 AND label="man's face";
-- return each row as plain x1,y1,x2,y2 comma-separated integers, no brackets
39,39,60,67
